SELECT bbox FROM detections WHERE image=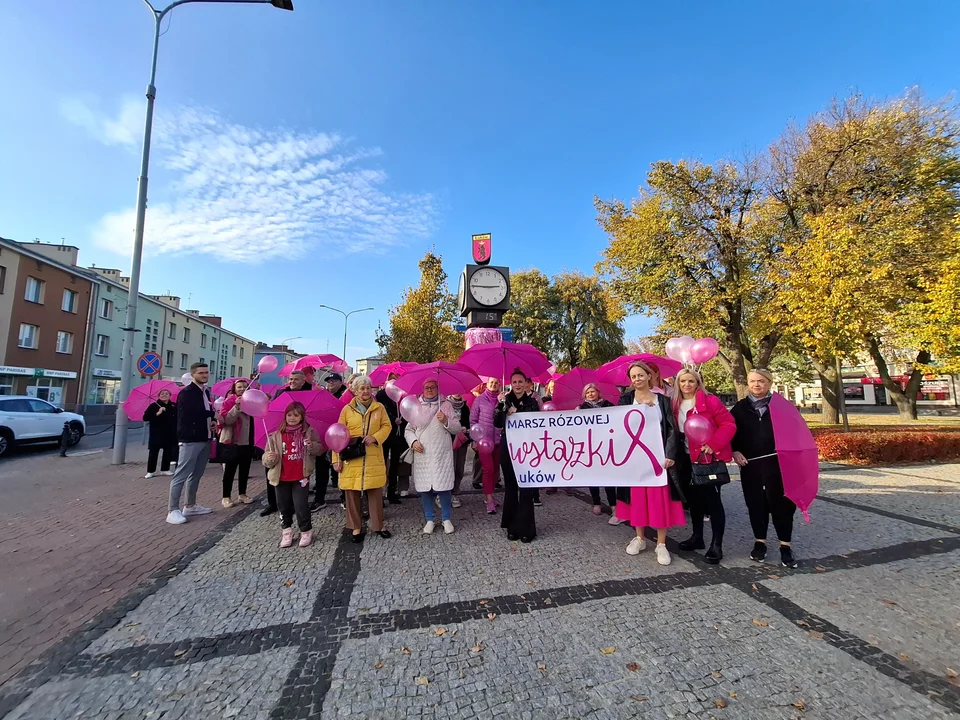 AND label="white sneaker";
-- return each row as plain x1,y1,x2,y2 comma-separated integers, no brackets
655,543,672,566
222,498,234,508
626,536,647,555
166,509,187,525
182,505,212,516
160,470,174,476
608,515,624,526
443,520,455,534
451,497,462,508
144,472,155,479
423,521,435,534
400,490,409,497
